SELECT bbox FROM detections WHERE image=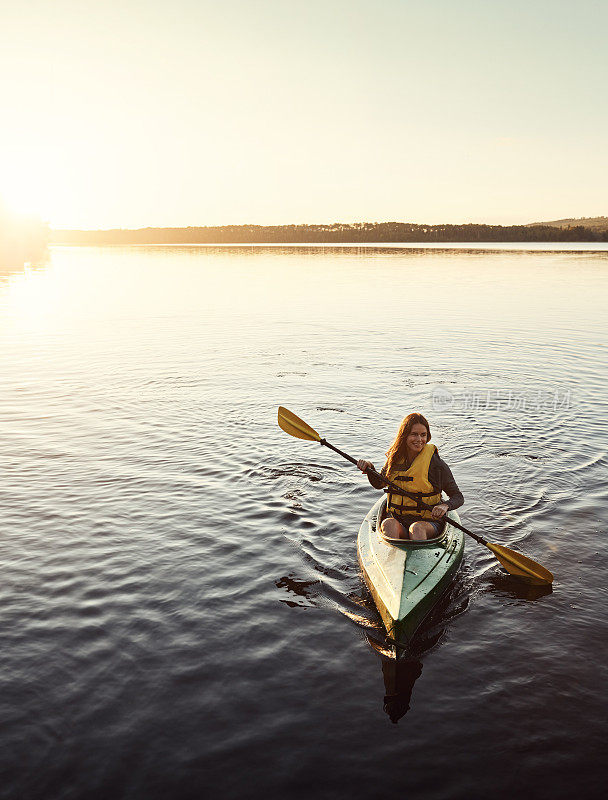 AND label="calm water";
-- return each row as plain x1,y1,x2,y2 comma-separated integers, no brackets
0,244,606,800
